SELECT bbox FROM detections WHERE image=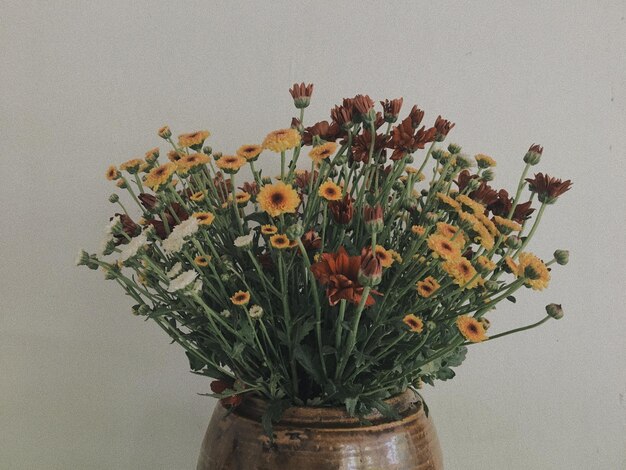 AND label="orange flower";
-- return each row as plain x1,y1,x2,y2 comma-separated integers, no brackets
411,225,426,236
193,212,215,226
257,182,300,217
310,247,379,306
178,130,210,149
261,224,278,235
230,290,250,306
216,155,246,174
456,315,487,342
194,255,211,267
308,142,337,164
416,276,440,298
270,234,290,249
374,246,394,268
105,165,120,181
262,128,301,152
318,180,342,201
236,144,263,161
403,314,424,333
190,191,206,202
427,234,461,260
144,162,176,190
